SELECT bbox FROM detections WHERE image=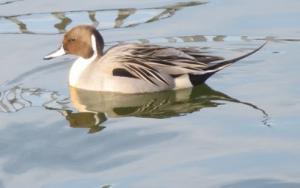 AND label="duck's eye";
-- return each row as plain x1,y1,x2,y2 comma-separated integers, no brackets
68,38,76,42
